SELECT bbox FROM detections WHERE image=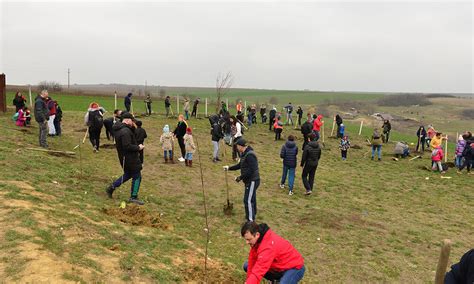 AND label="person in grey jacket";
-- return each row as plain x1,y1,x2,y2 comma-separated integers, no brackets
34,90,50,148
224,139,260,221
